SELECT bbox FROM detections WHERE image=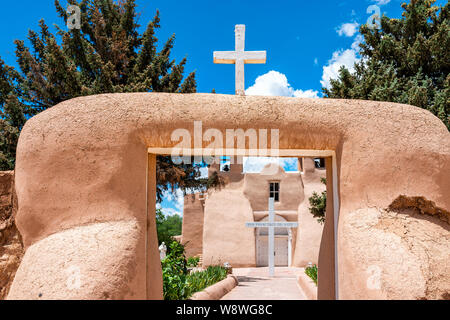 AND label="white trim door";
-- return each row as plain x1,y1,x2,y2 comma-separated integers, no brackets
274,237,288,266
257,236,268,267
257,235,288,267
